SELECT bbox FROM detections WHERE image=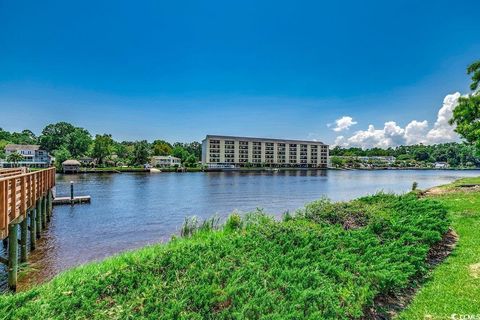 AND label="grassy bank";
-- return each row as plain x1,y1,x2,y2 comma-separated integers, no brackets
0,191,452,319
398,177,480,319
